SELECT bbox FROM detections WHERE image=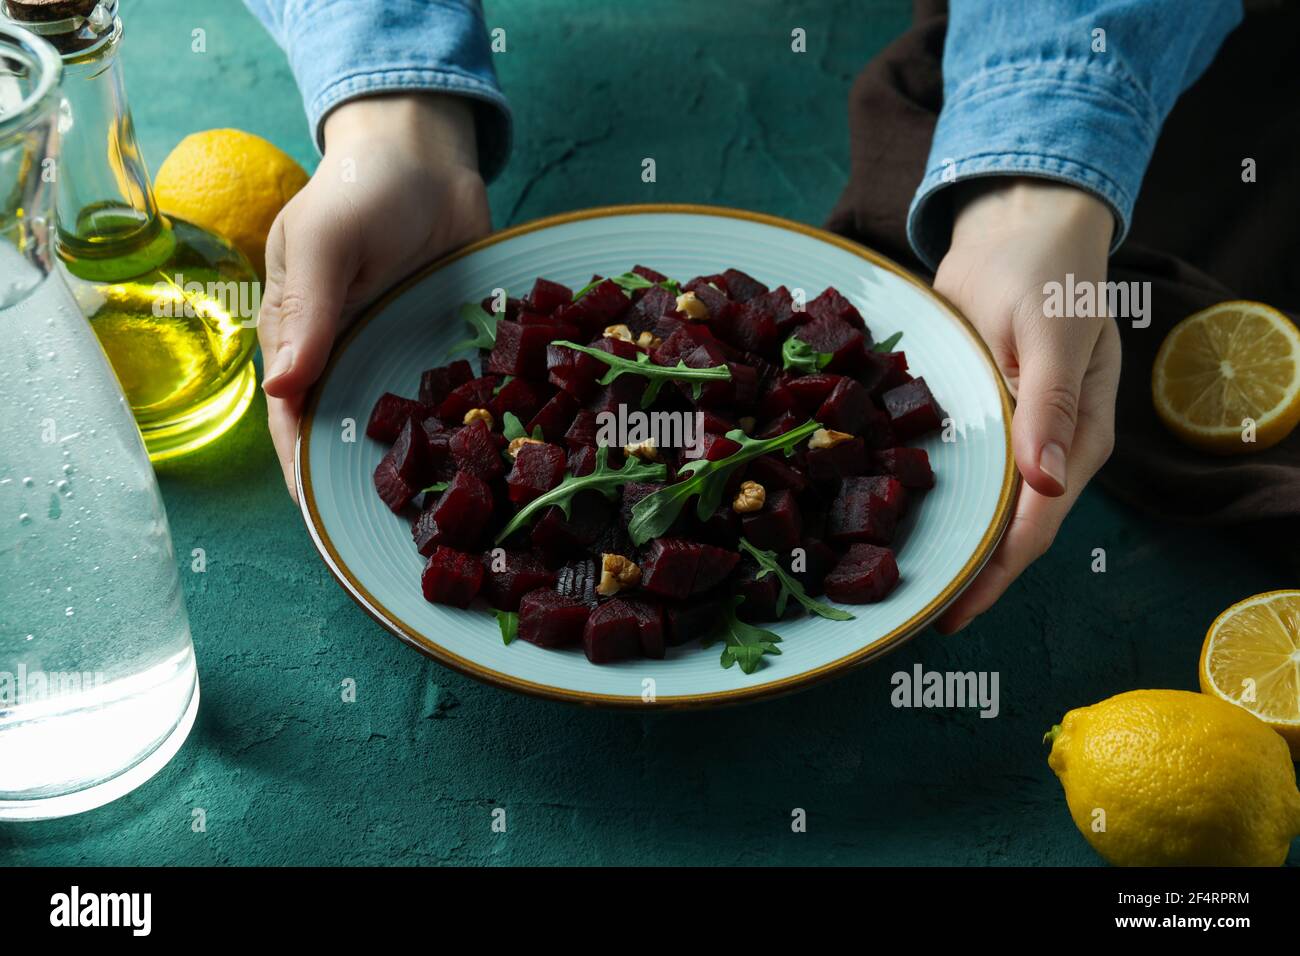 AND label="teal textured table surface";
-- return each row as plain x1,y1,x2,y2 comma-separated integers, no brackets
3,0,1295,867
